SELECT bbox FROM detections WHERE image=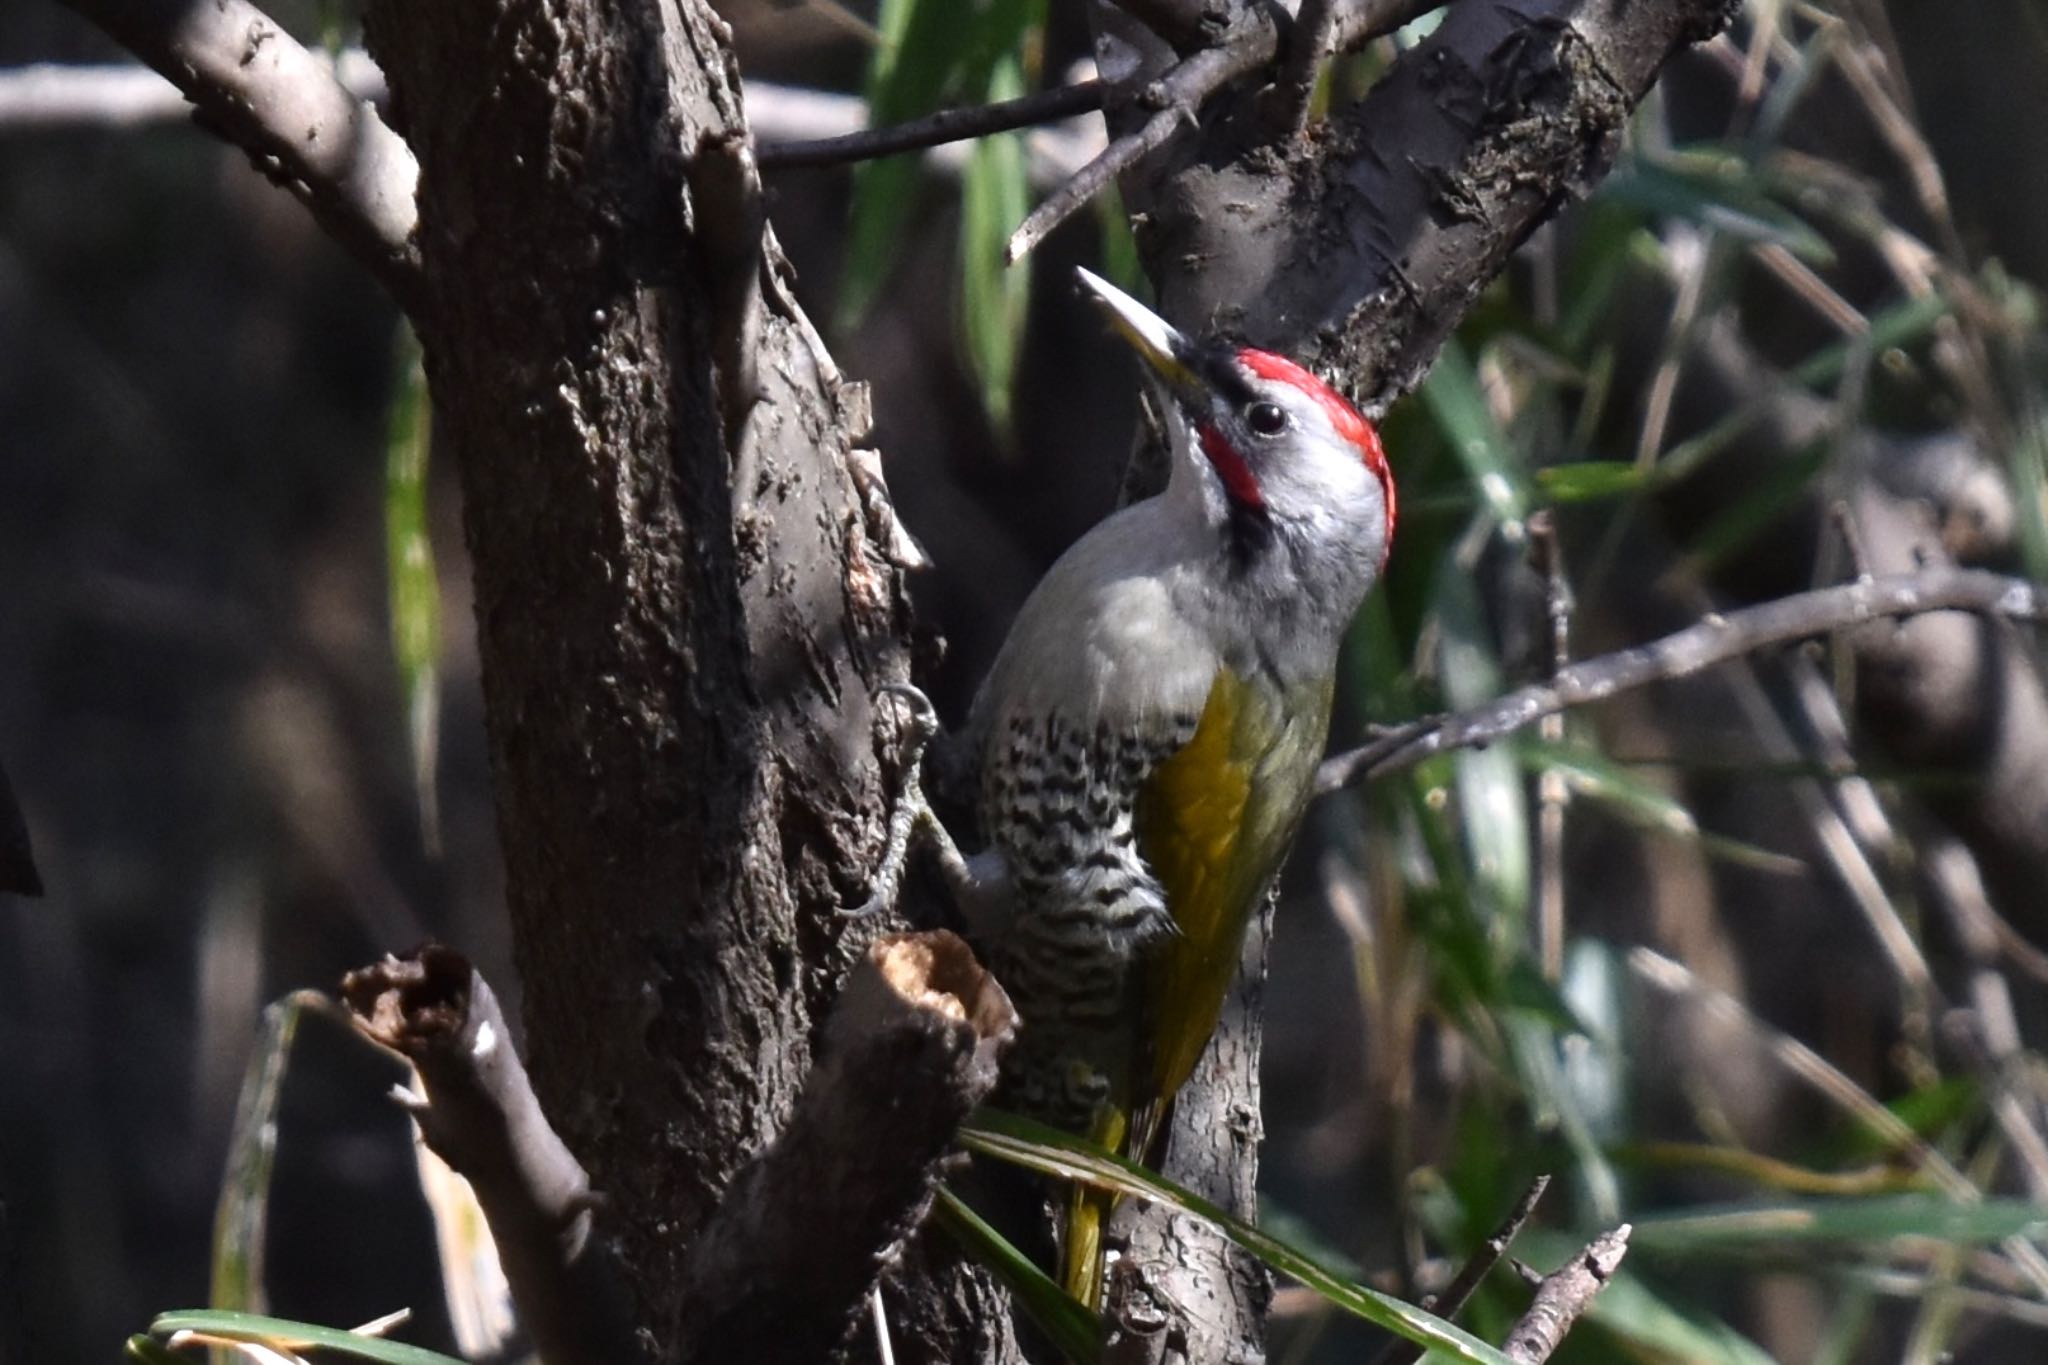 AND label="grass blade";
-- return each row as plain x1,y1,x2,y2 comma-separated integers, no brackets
150,1312,461,1365
960,56,1032,435
933,1186,1103,1362
210,993,323,1315
959,1111,1517,1365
